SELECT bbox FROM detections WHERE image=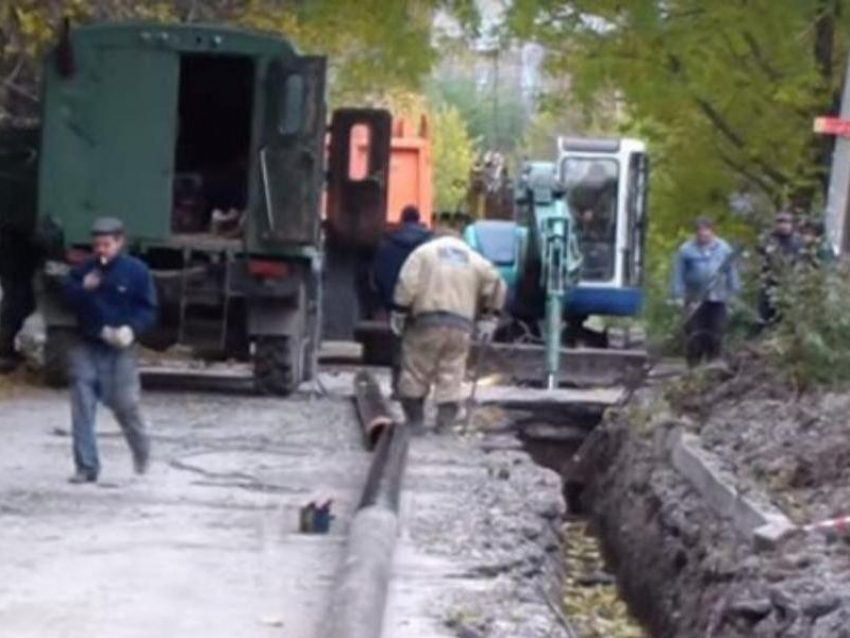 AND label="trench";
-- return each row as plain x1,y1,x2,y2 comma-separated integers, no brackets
517,406,650,638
